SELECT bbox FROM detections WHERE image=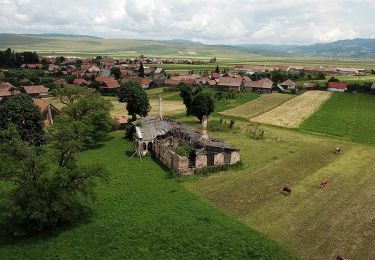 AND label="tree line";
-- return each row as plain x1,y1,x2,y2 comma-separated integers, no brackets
0,48,40,68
